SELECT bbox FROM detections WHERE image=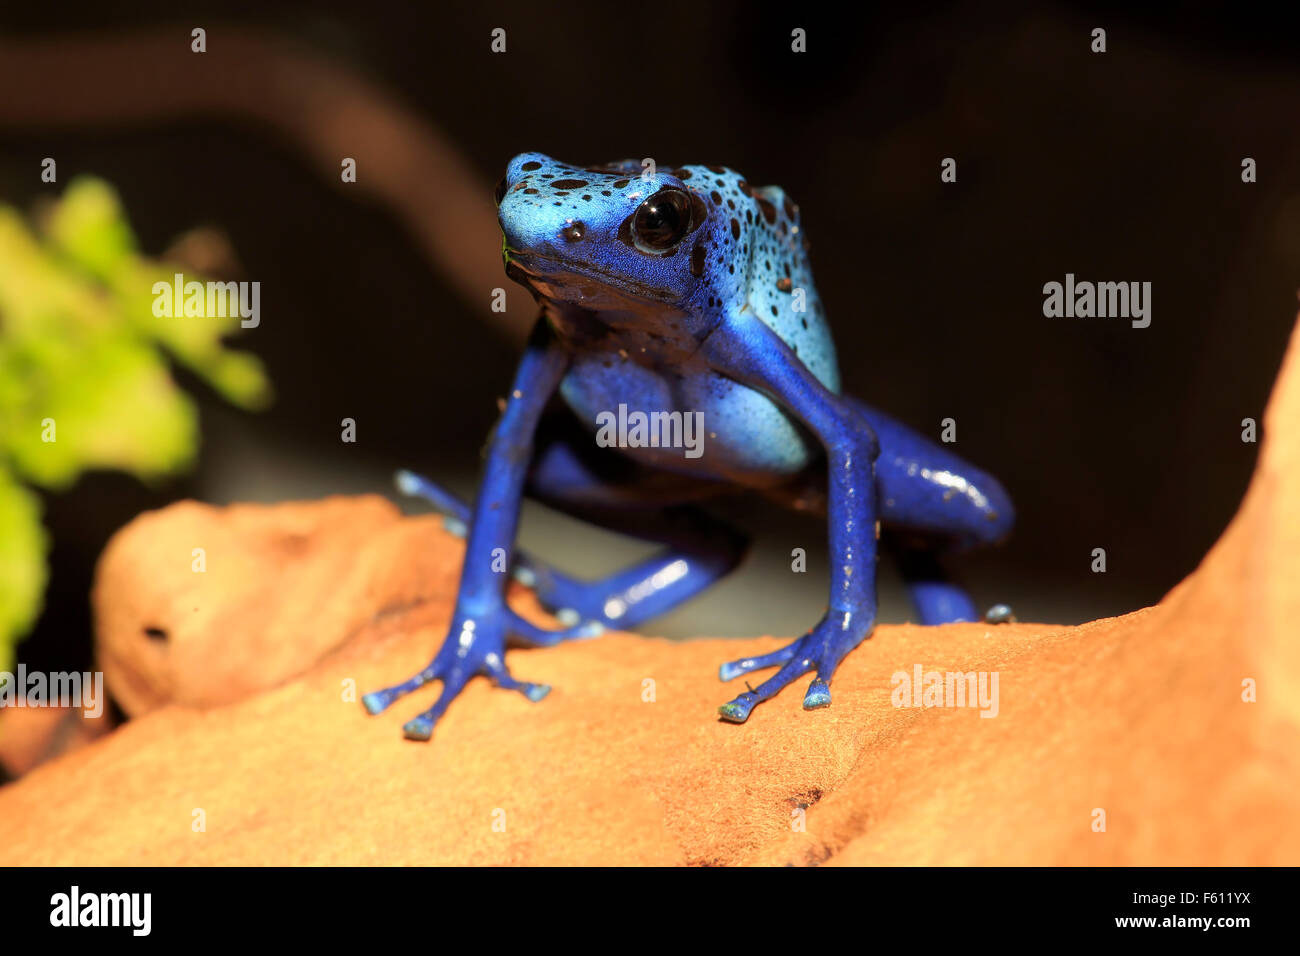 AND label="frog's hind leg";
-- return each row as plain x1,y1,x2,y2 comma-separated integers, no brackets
891,538,980,624
524,501,749,630
395,449,748,632
517,415,750,629
842,396,1015,626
